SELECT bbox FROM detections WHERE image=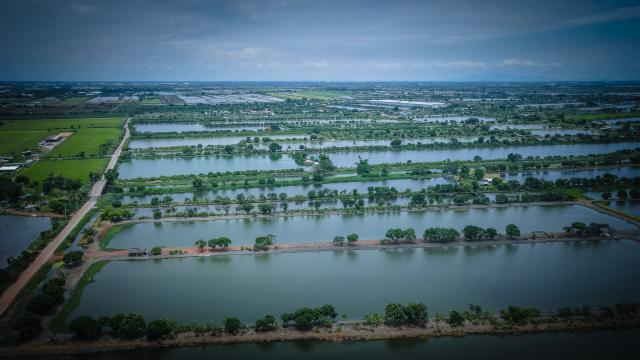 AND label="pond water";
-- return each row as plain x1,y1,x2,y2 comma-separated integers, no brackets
128,135,306,149
530,129,595,136
417,116,495,123
118,142,640,178
500,166,640,182
120,178,452,205
71,239,640,324
43,329,640,360
134,123,267,133
604,201,640,217
105,205,633,249
0,215,51,265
